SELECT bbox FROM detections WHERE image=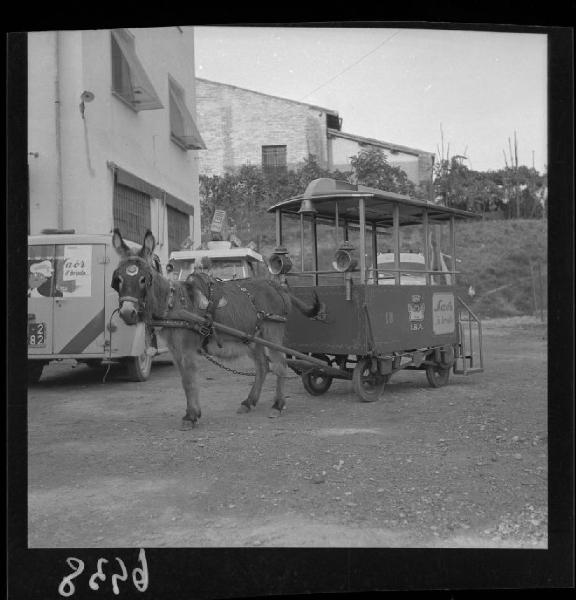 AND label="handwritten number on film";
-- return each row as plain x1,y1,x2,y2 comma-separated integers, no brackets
58,548,148,596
